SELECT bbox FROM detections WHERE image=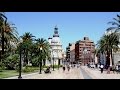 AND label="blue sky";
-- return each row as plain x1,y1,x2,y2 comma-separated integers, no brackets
6,12,119,50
